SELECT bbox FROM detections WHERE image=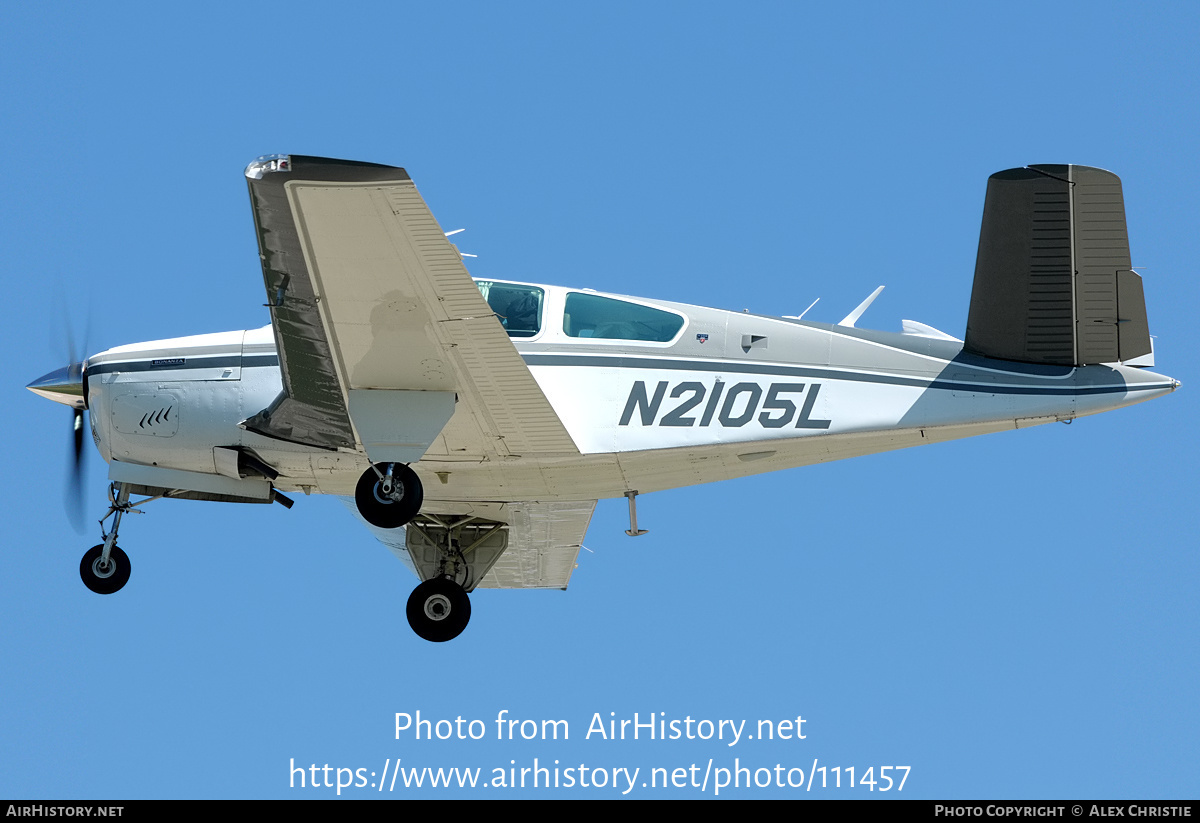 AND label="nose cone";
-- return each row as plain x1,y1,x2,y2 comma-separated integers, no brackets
27,364,86,409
